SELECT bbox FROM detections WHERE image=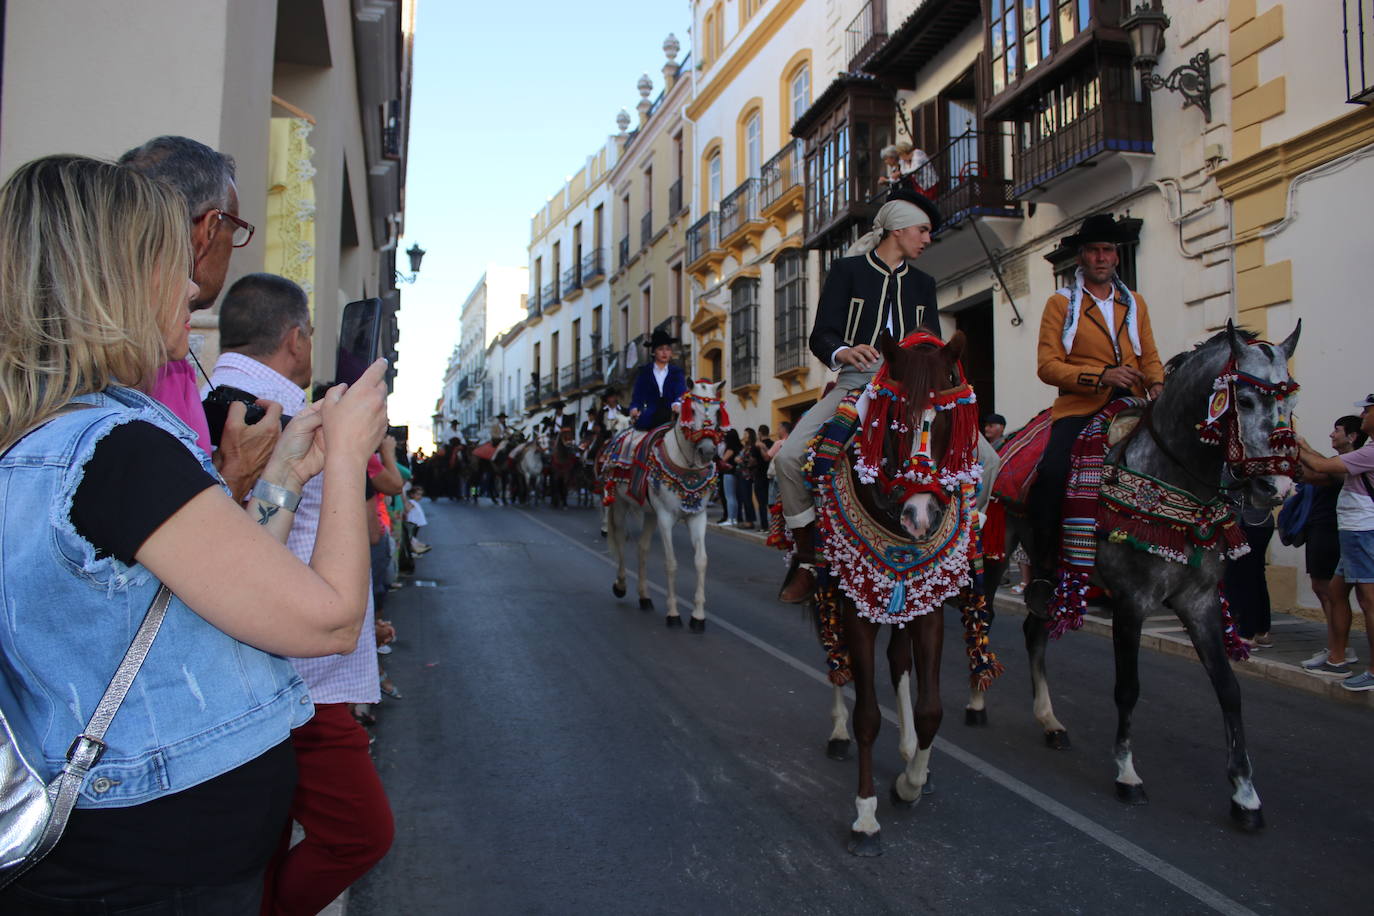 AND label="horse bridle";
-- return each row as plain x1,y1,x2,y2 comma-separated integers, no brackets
854,332,980,507
678,391,730,444
1197,346,1300,479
